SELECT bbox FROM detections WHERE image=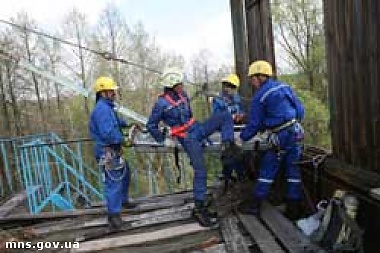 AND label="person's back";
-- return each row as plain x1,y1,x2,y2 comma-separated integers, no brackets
239,61,305,219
